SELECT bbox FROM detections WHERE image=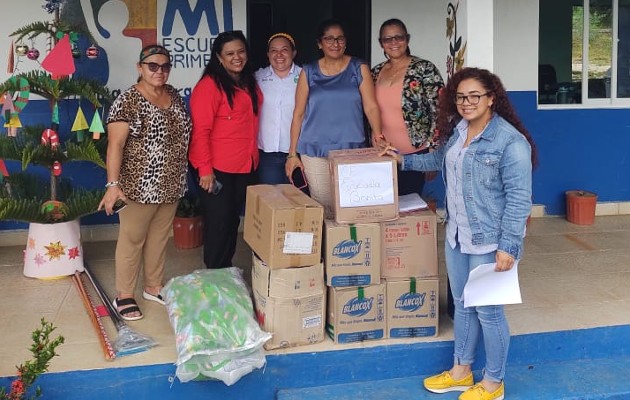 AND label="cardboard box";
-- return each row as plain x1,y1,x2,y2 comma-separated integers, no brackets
244,184,324,268
251,253,326,350
386,278,439,338
251,253,324,298
381,210,438,278
329,148,399,224
323,220,381,287
326,283,386,344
